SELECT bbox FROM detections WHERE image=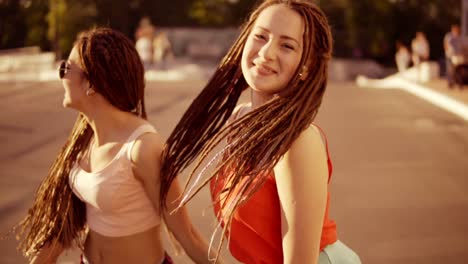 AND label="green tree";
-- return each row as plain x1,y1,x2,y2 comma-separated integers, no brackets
227,0,258,25
188,0,256,26
0,0,27,50
47,0,97,59
24,0,50,51
0,0,461,65
320,0,349,57
93,0,142,39
322,0,460,63
189,0,228,26
340,0,395,60
150,0,194,27
391,0,460,61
